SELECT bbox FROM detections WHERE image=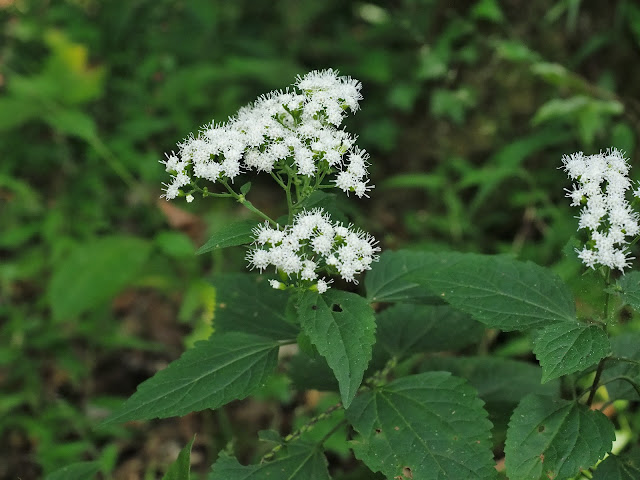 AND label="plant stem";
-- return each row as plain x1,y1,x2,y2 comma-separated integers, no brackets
260,401,343,463
220,179,277,225
586,358,607,406
586,270,612,406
